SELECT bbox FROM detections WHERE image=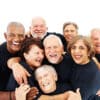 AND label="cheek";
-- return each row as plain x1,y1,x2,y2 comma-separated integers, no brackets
20,38,25,41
